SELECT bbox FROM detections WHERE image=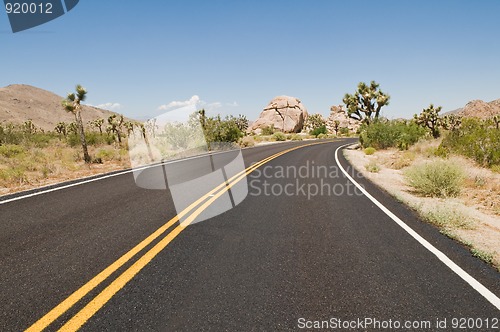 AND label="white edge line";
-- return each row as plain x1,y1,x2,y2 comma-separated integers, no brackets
0,140,310,205
335,143,500,311
0,148,246,205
